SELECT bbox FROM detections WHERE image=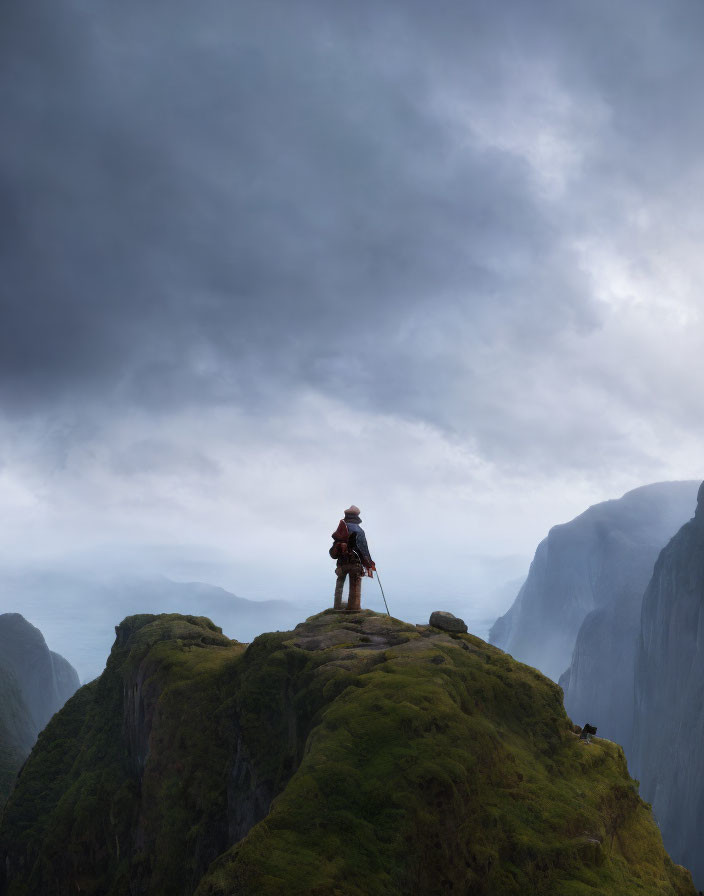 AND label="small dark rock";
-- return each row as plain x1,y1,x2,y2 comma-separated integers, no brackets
429,611,468,633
